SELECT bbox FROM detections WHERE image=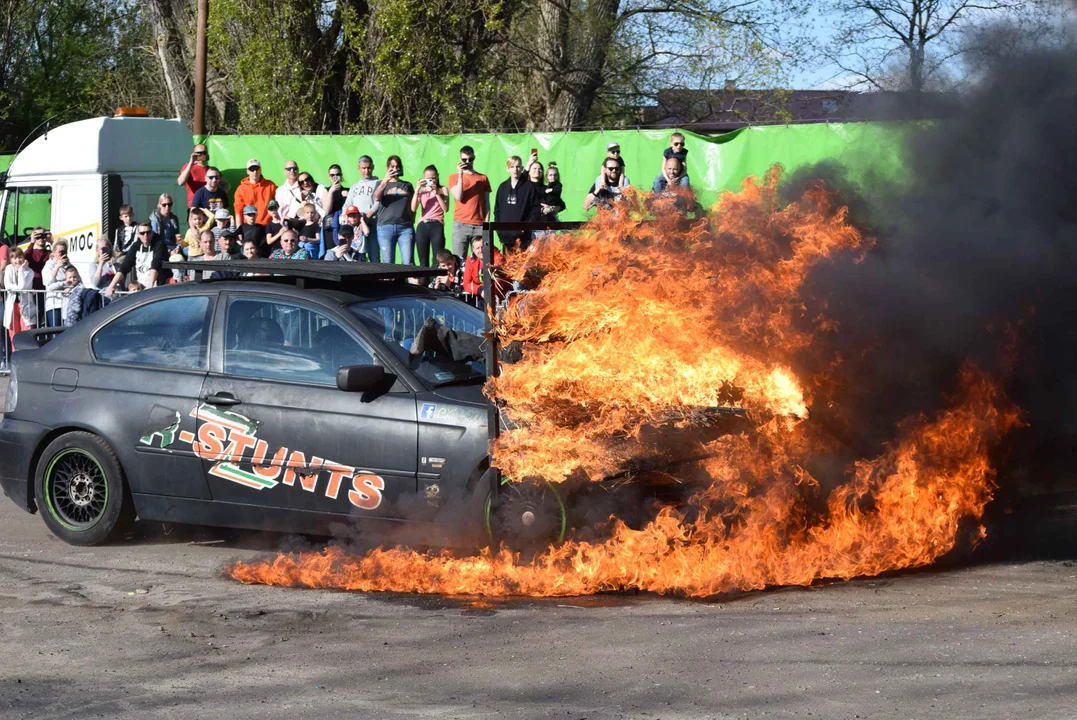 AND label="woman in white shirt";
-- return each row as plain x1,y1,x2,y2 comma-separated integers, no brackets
4,248,37,344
